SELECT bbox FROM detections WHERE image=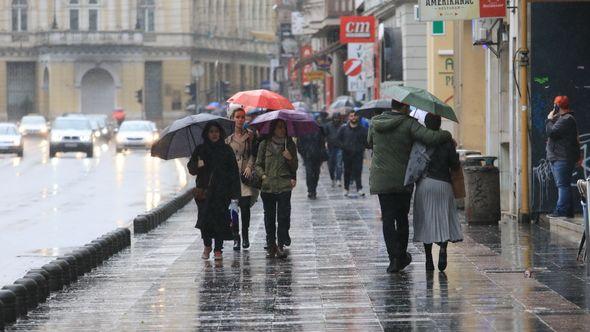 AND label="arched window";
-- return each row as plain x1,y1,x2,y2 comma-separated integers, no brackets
12,0,28,32
138,0,155,32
